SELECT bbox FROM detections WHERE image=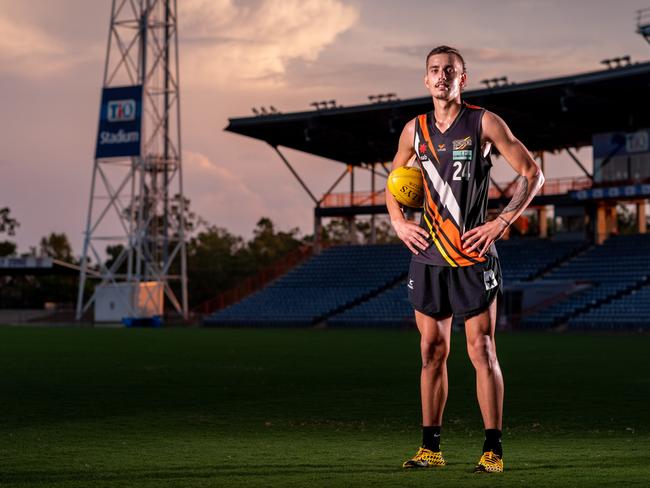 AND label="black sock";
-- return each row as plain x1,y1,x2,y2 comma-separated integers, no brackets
422,426,441,451
482,429,502,456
